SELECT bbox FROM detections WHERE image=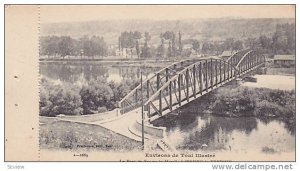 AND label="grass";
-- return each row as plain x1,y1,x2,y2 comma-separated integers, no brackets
39,120,142,152
266,67,295,75
261,146,277,154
